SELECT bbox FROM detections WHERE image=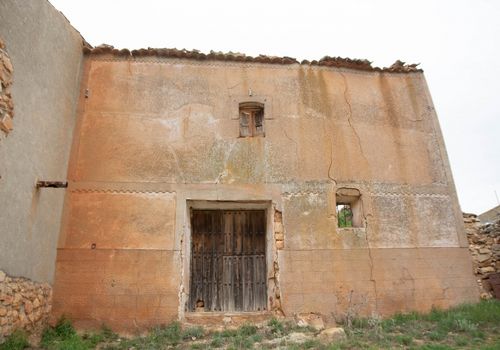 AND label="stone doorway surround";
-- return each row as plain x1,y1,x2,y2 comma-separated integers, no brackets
180,199,277,320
